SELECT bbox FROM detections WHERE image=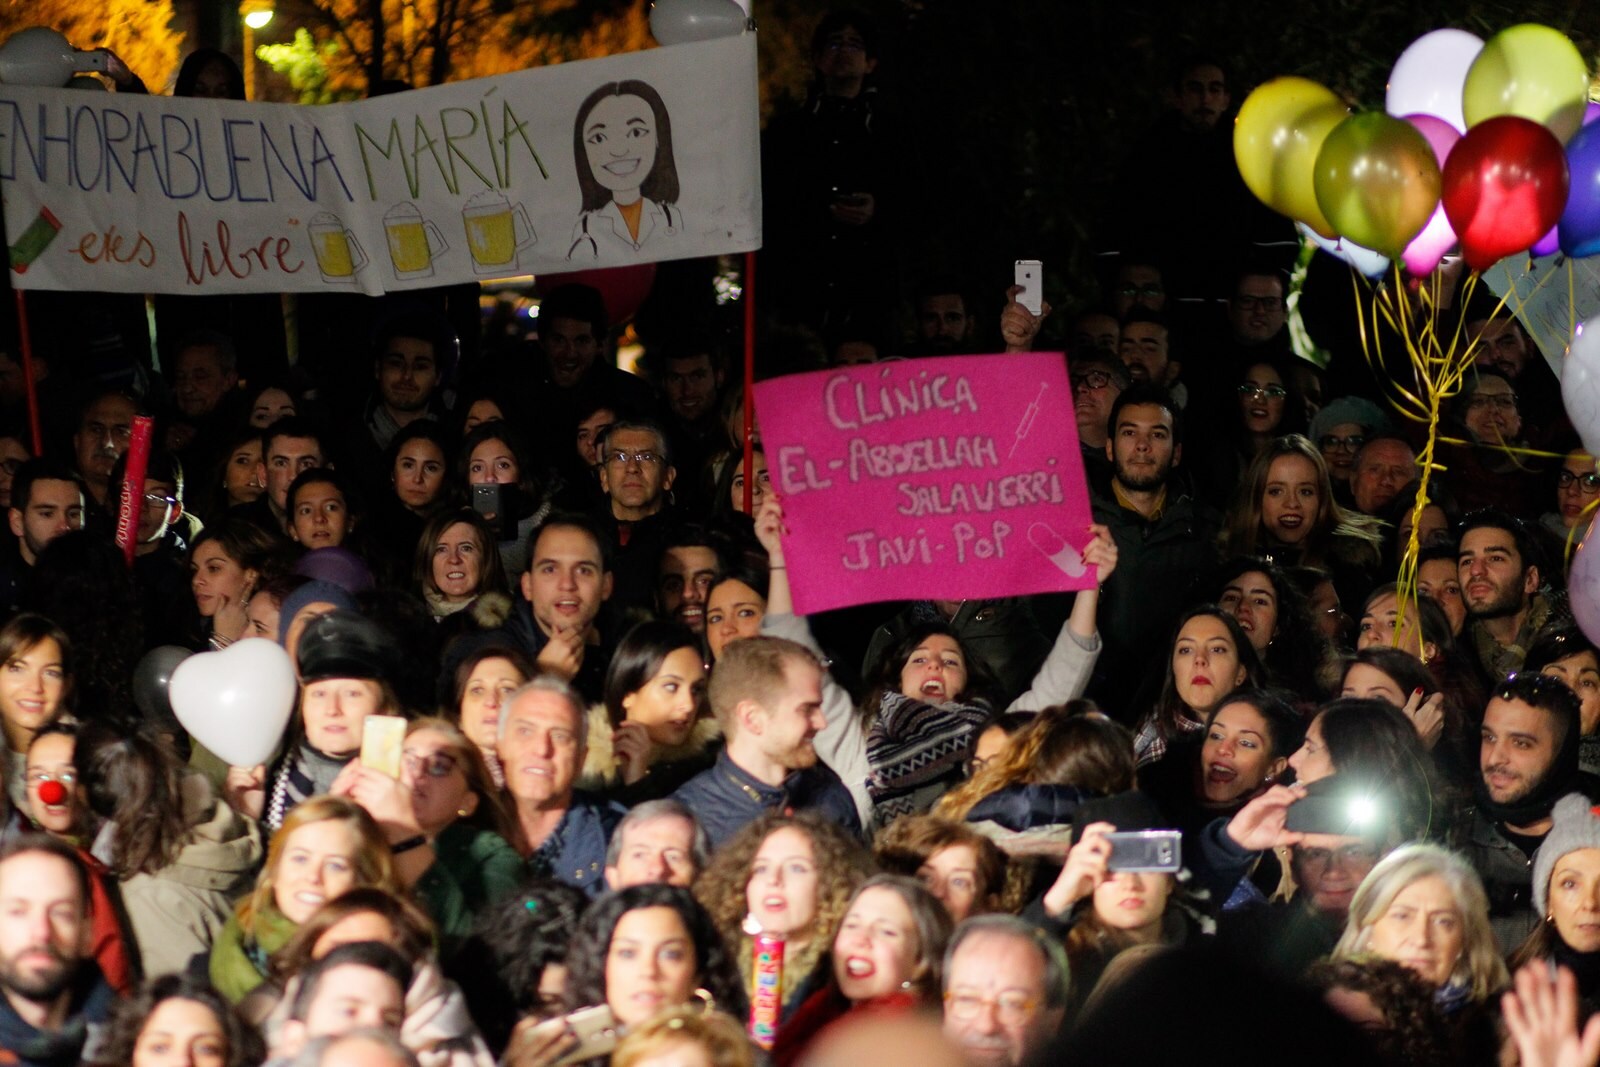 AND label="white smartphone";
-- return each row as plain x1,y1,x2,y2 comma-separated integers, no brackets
1015,259,1043,316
